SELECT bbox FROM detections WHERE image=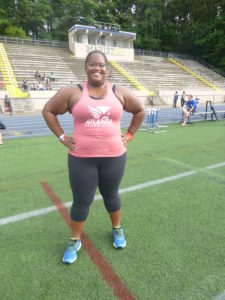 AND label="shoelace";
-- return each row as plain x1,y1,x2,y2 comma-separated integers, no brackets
114,228,123,237
67,240,76,252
